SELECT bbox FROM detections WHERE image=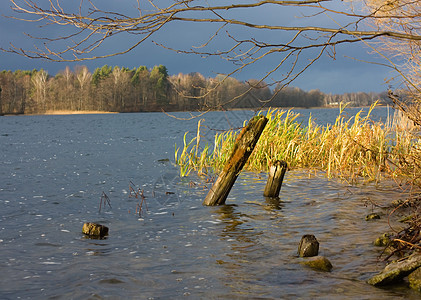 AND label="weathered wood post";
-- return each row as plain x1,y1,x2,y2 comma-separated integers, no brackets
203,115,268,206
0,87,3,116
263,160,287,198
